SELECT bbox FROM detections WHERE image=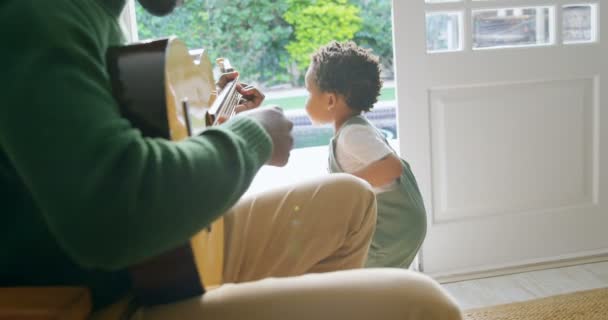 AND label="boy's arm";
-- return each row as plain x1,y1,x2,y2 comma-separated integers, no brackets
337,124,401,187
352,153,403,187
